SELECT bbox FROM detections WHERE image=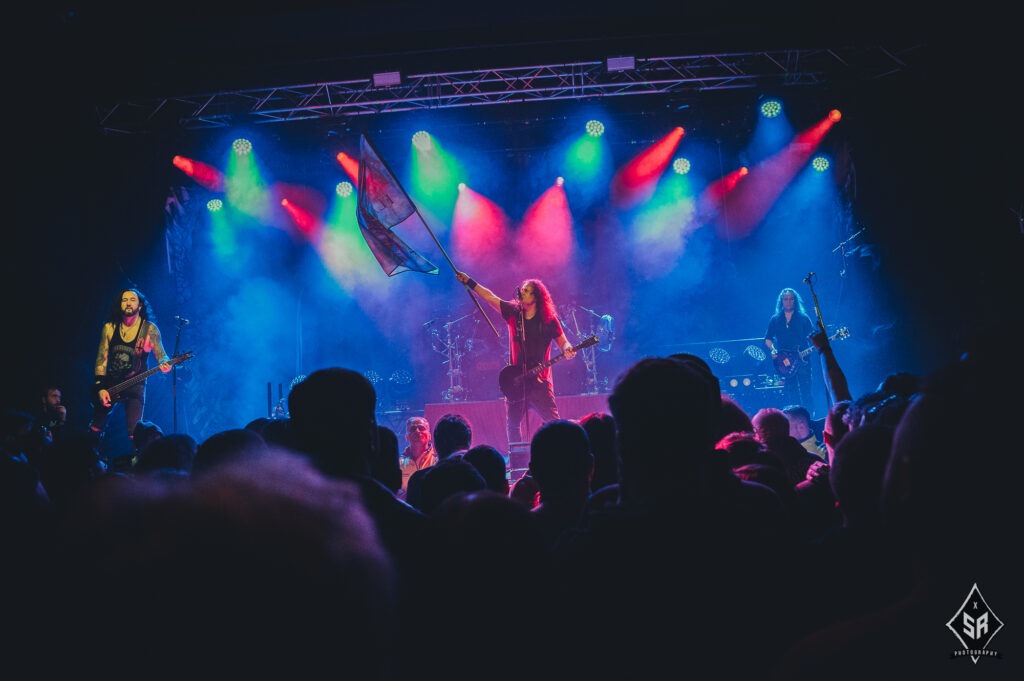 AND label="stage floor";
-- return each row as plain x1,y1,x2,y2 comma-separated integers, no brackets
423,393,610,457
